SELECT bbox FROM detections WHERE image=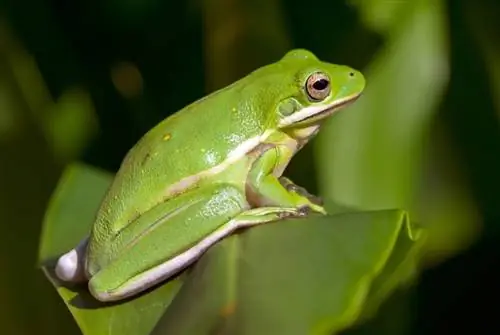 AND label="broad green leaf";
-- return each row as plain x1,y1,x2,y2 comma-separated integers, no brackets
40,164,423,335
152,210,422,335
38,163,112,262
